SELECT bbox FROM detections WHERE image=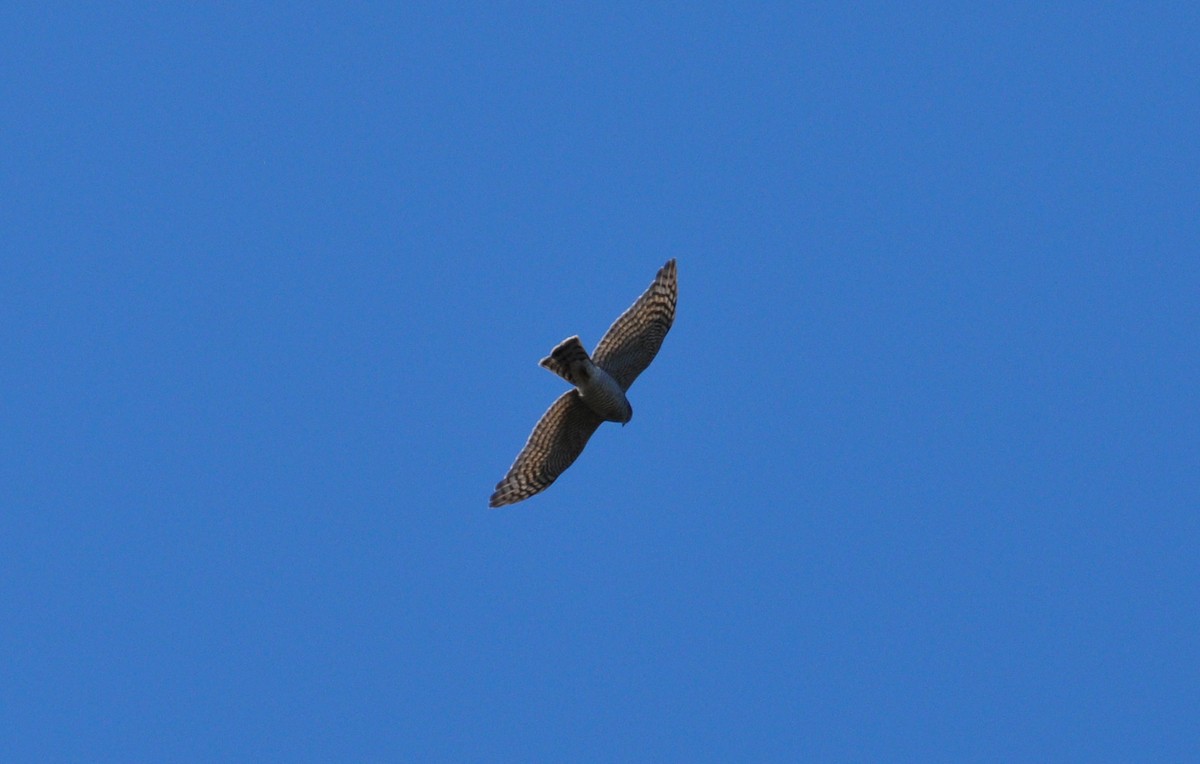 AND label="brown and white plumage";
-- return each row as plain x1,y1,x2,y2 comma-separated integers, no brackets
490,259,677,508
487,391,605,508
592,258,677,391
